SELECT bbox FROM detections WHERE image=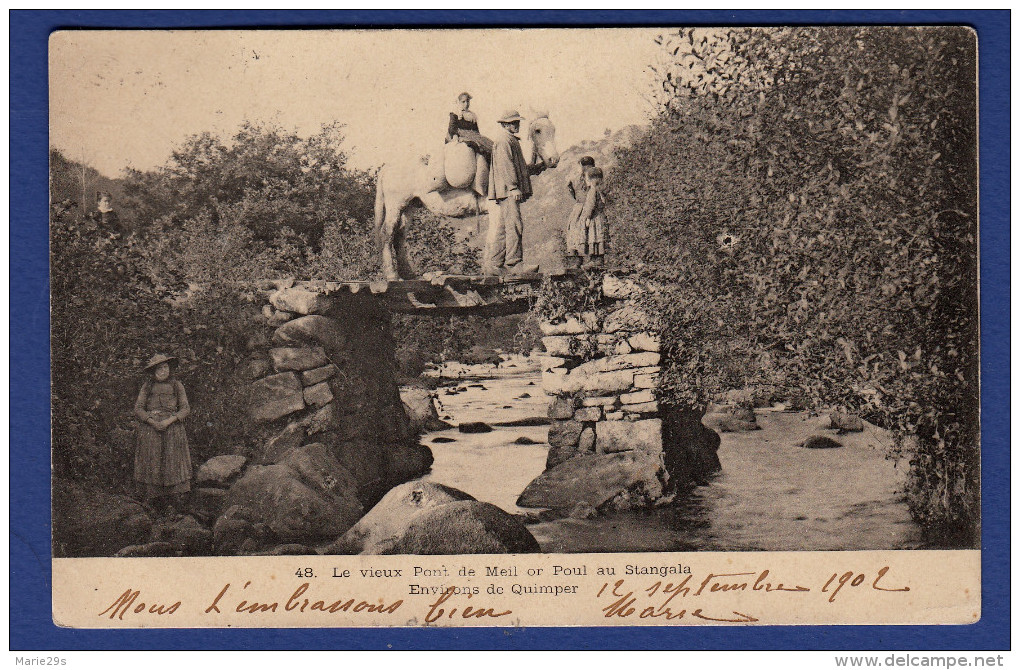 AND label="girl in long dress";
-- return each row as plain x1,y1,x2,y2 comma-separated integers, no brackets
566,165,607,267
133,353,192,515
565,156,596,268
